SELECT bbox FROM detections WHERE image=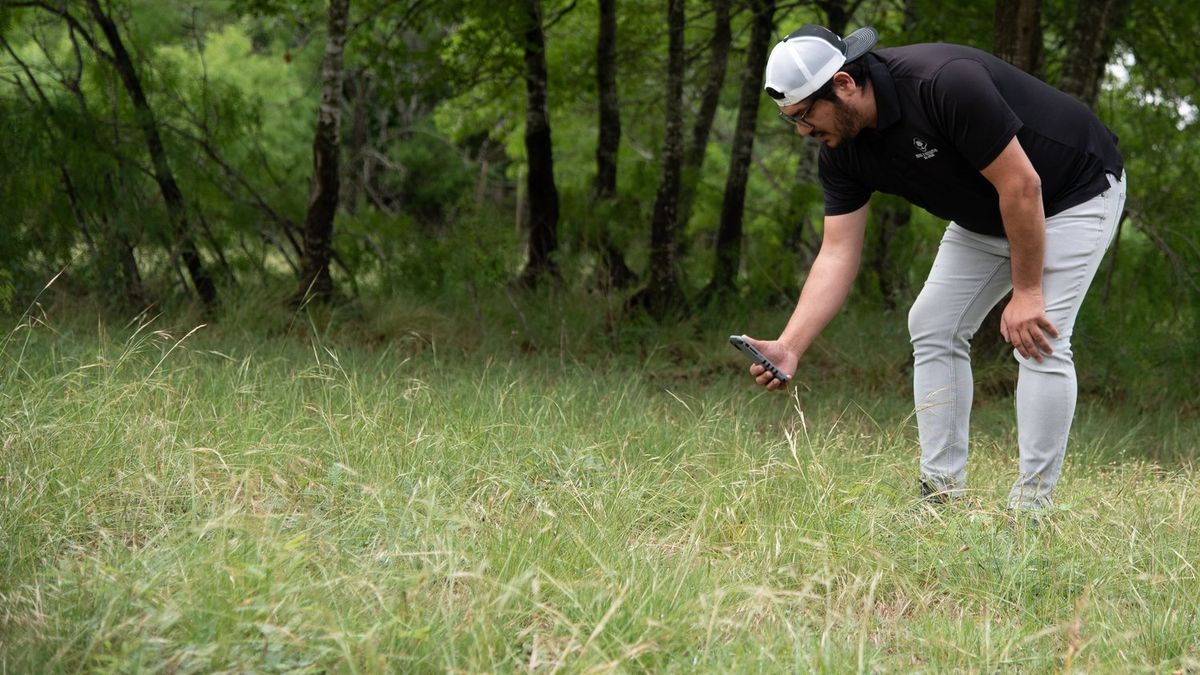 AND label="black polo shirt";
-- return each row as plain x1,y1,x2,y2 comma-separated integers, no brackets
820,44,1124,236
